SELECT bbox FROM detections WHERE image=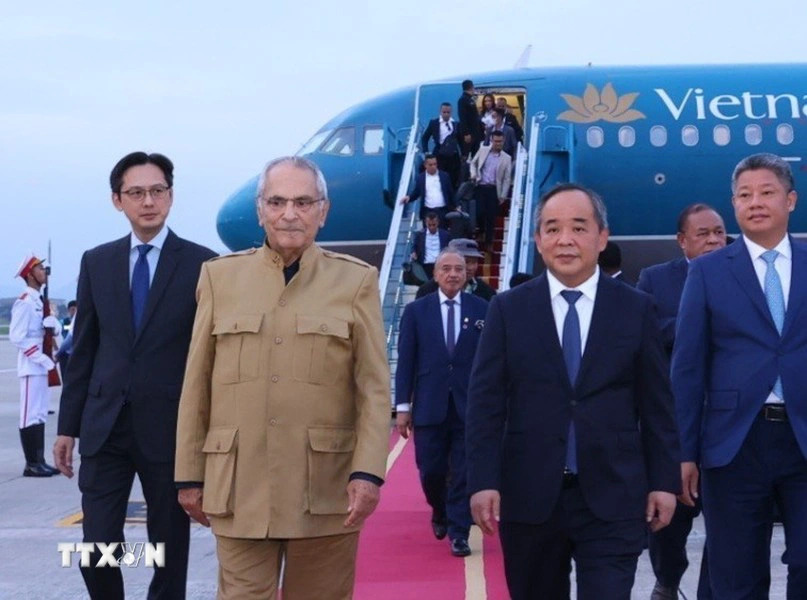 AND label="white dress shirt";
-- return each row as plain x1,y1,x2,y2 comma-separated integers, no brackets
546,267,600,353
439,119,454,144
423,172,446,209
129,226,168,288
397,290,462,413
744,235,791,403
424,230,441,264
